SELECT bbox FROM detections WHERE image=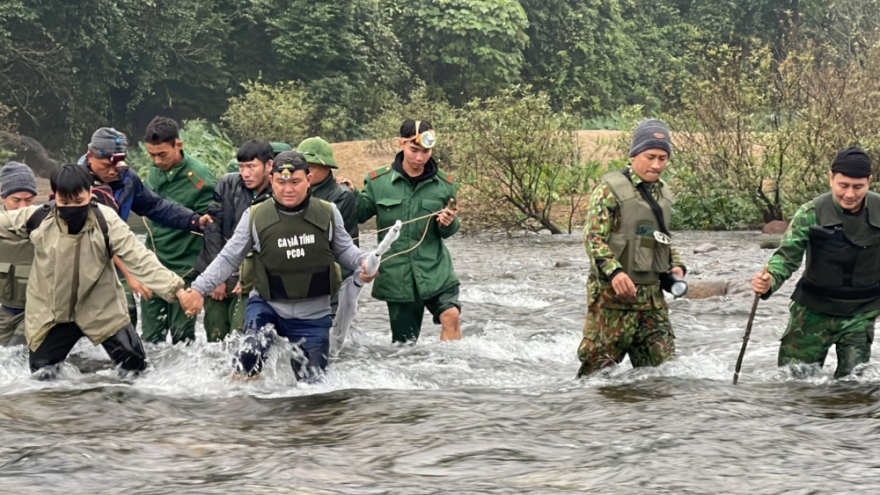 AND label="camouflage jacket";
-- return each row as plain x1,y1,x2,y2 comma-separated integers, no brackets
761,201,814,299
583,168,685,310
